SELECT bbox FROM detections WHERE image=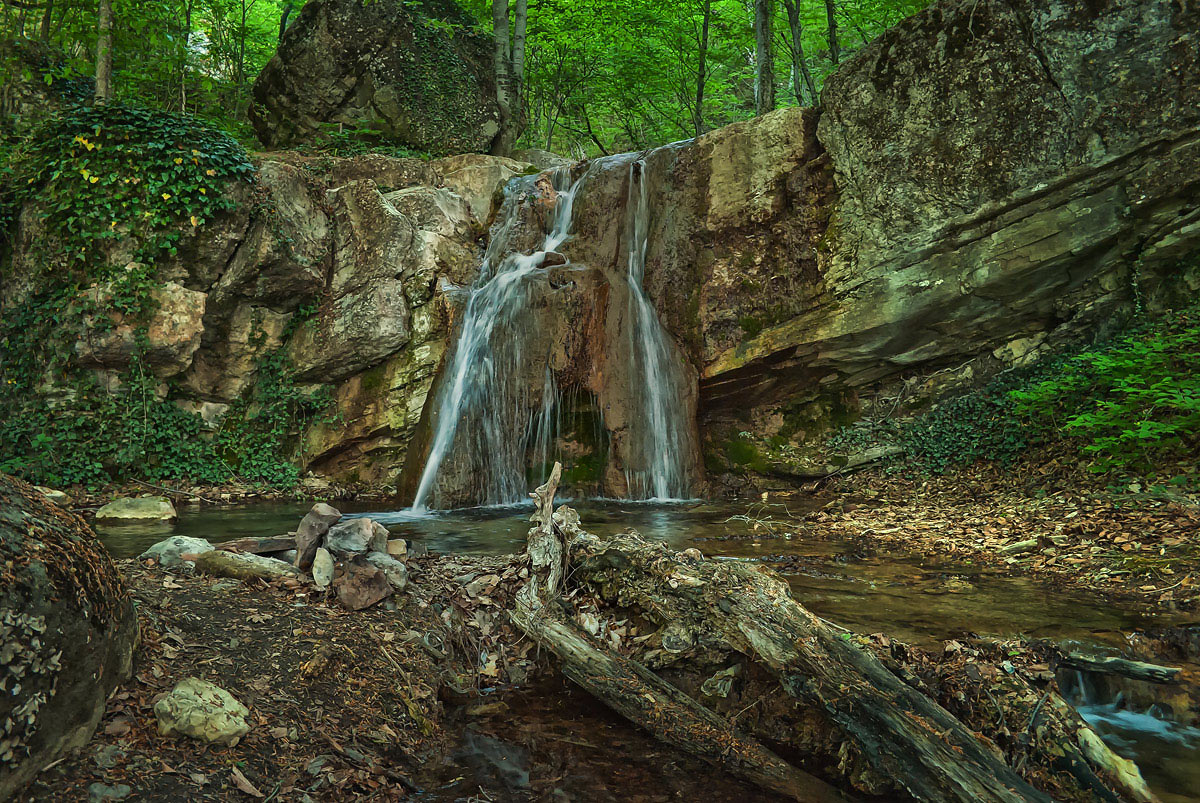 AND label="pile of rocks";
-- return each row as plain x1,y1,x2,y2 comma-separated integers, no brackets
293,503,409,610
138,503,410,611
